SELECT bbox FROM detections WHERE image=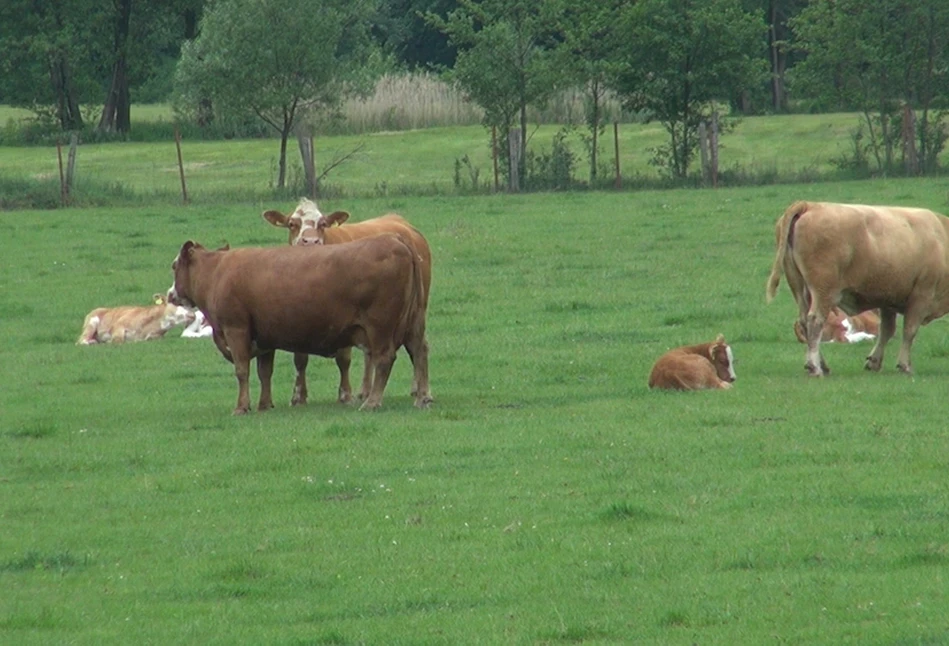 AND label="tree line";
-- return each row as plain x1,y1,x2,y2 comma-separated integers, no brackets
1,0,947,187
